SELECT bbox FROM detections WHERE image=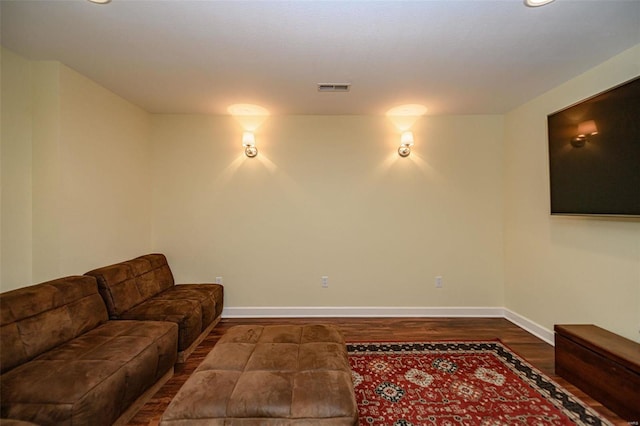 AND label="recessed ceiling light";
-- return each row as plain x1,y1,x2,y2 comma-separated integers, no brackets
524,0,555,7
88,0,111,4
